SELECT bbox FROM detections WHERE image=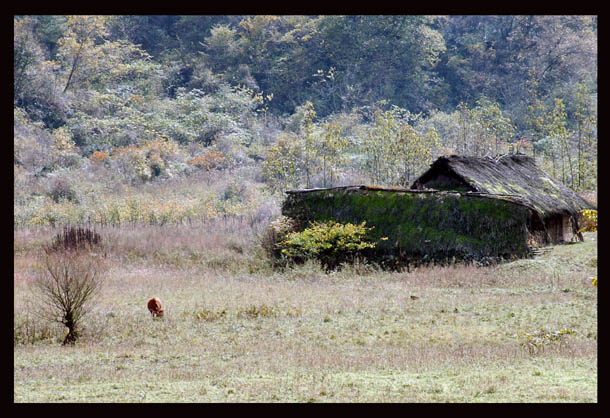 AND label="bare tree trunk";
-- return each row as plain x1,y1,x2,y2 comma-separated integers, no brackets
62,312,78,345
63,44,83,93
